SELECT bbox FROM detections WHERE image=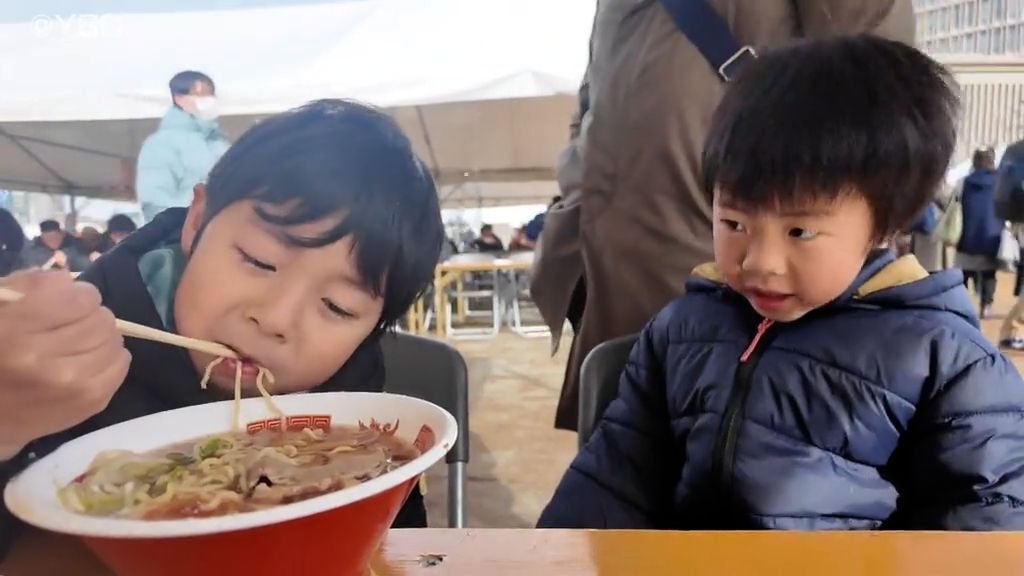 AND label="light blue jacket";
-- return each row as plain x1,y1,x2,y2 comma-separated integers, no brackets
135,106,230,220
